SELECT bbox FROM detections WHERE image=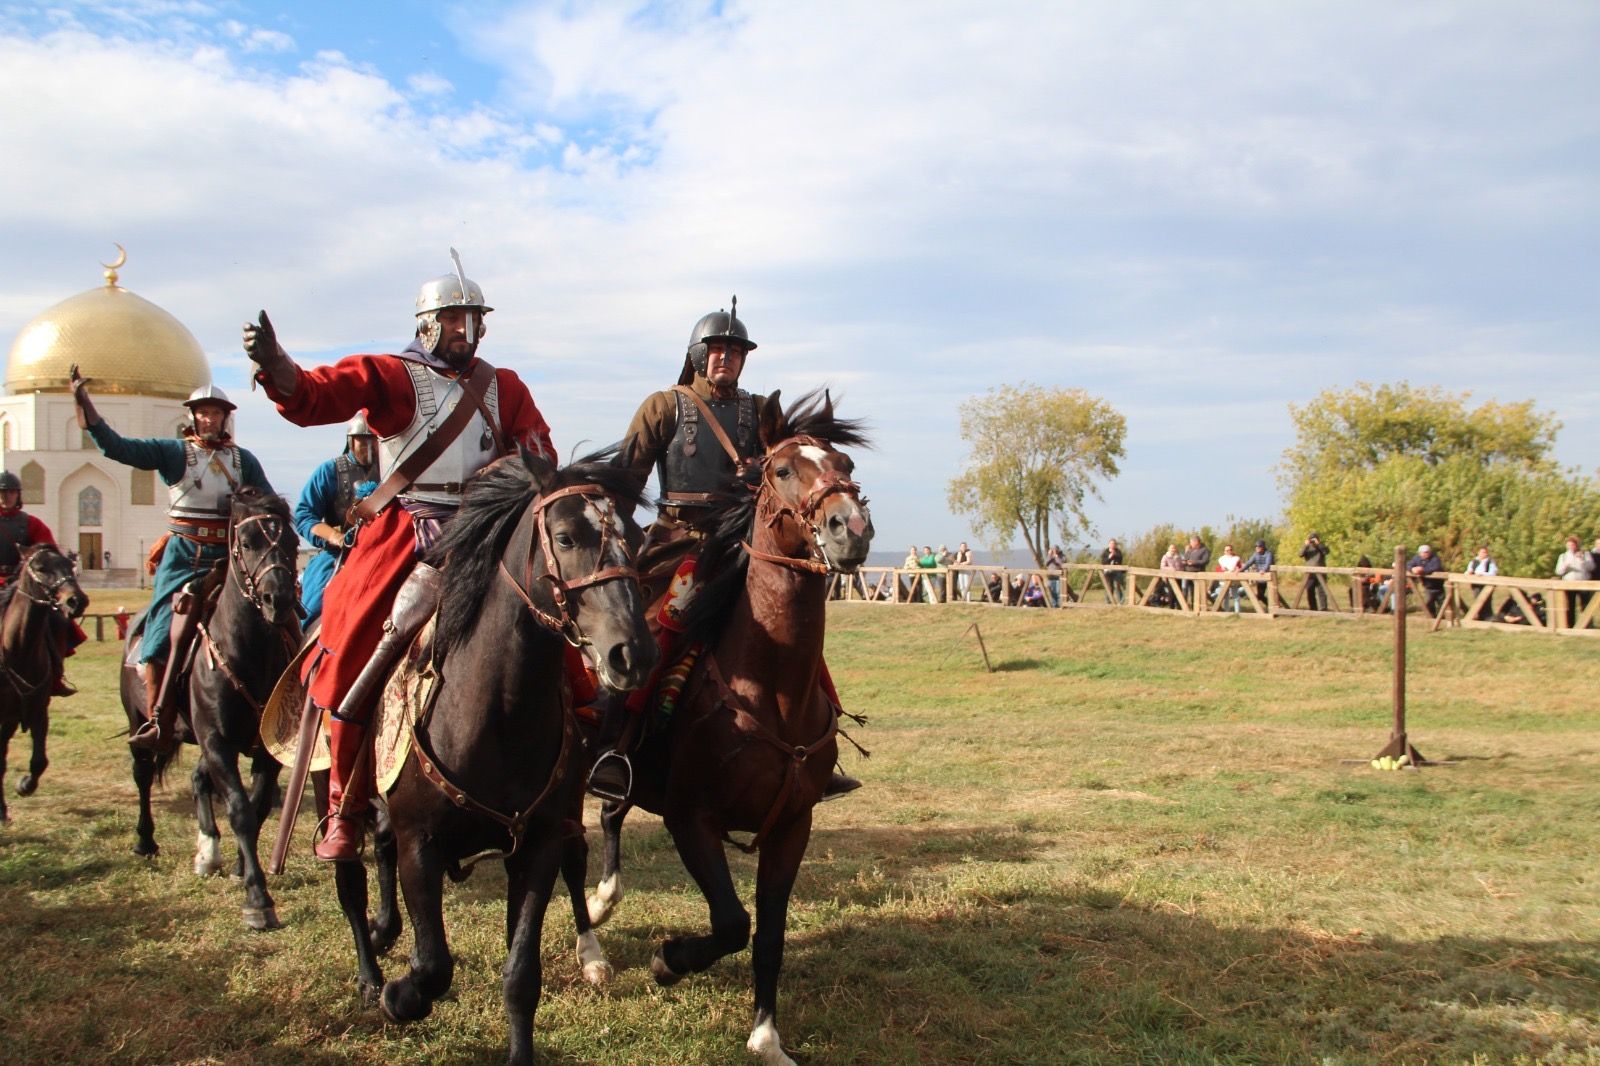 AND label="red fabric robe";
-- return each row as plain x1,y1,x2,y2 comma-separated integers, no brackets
263,353,555,712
